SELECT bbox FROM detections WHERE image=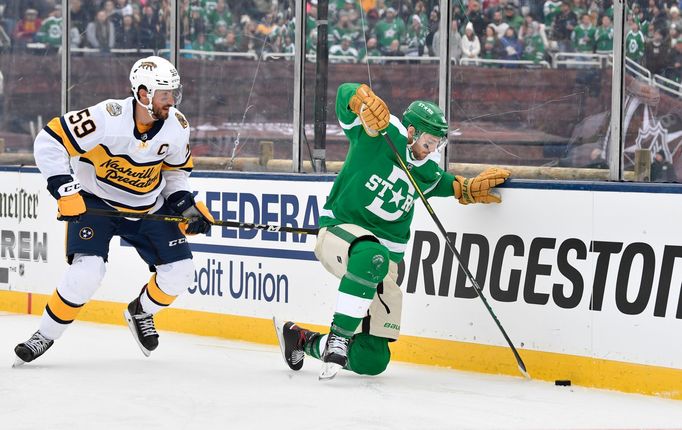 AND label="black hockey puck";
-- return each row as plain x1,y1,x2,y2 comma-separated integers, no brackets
555,380,571,386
